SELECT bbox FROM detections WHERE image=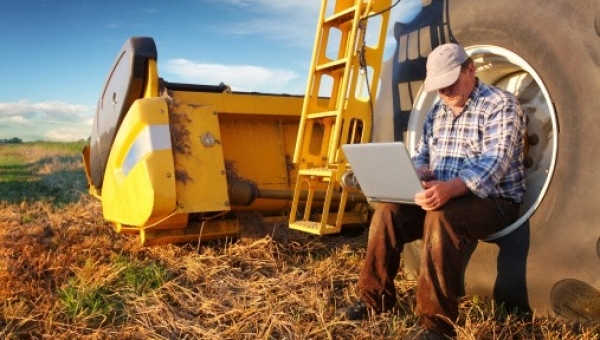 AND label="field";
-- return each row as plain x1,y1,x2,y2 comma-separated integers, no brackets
0,142,598,339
